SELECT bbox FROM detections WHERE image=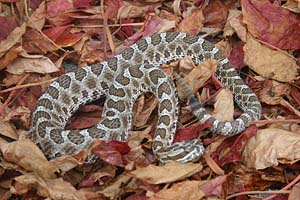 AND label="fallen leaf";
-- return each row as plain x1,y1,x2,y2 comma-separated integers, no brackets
6,53,59,74
99,174,132,199
130,162,203,184
0,121,18,140
244,35,298,82
178,8,204,35
11,174,87,200
242,128,300,169
223,9,242,38
91,140,130,167
203,0,228,28
289,182,300,200
199,175,226,197
0,140,57,179
283,0,300,13
0,16,18,42
118,1,162,19
241,0,300,50
150,180,205,200
0,23,26,58
177,59,217,99
132,94,157,128
27,1,46,30
211,89,234,122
